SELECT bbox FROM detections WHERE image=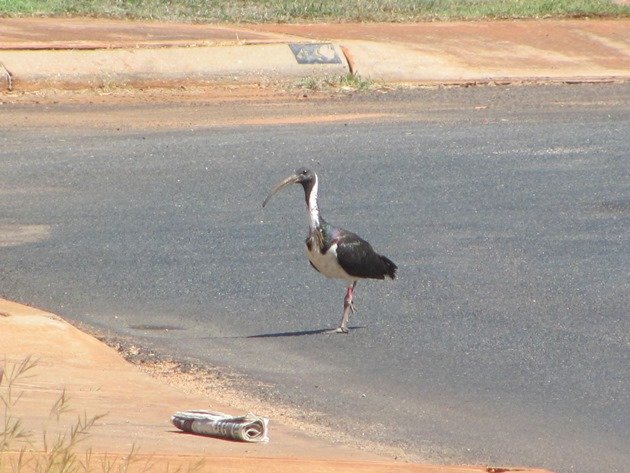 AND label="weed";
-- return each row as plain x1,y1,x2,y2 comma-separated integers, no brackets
0,356,108,472
295,73,376,92
336,73,375,91
0,357,183,473
1,356,37,452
